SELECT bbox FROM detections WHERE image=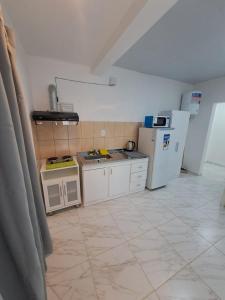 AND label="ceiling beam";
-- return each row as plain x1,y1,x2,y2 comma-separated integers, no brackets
91,0,179,75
